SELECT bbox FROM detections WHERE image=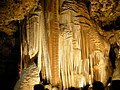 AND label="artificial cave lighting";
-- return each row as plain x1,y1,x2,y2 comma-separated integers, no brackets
14,0,113,90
